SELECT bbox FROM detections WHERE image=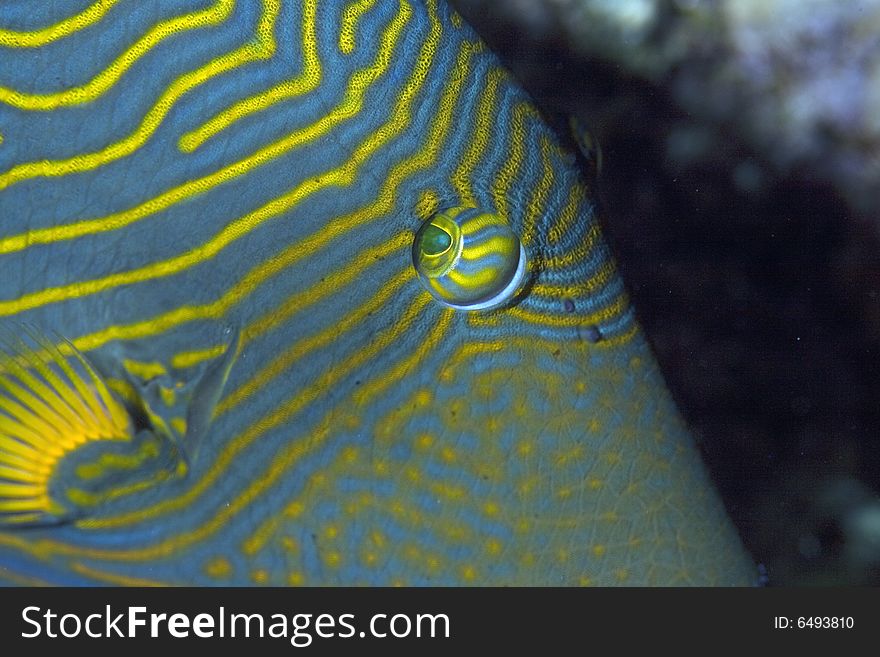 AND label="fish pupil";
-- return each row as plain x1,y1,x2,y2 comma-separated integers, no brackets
420,223,452,256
